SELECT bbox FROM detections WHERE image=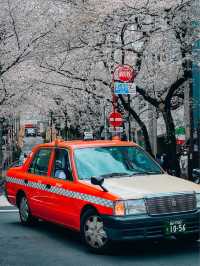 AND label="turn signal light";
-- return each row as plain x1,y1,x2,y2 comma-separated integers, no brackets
114,201,125,216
